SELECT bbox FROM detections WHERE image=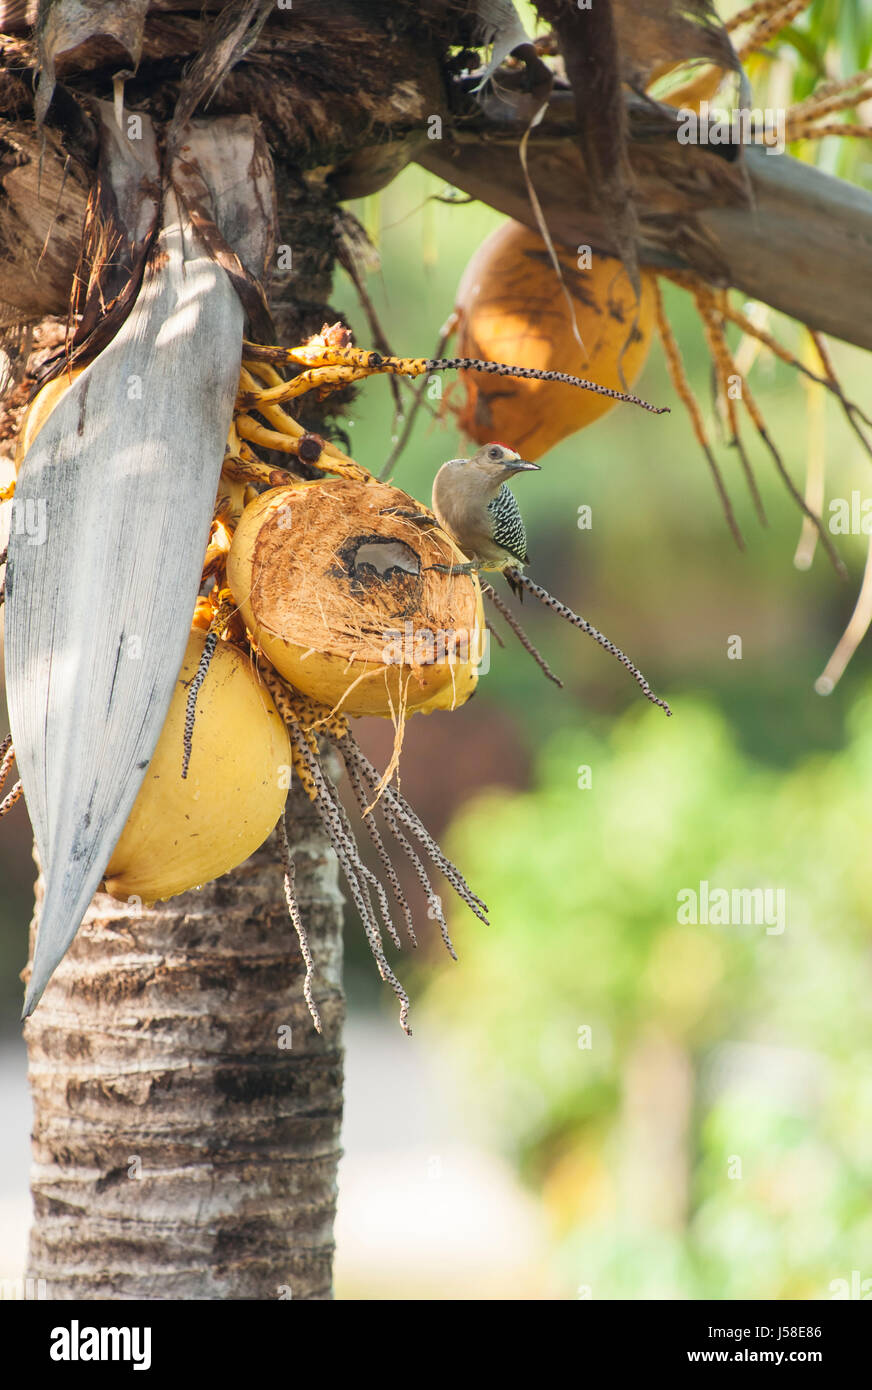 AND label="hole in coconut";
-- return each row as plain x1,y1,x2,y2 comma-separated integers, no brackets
352,538,421,578
332,533,424,613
